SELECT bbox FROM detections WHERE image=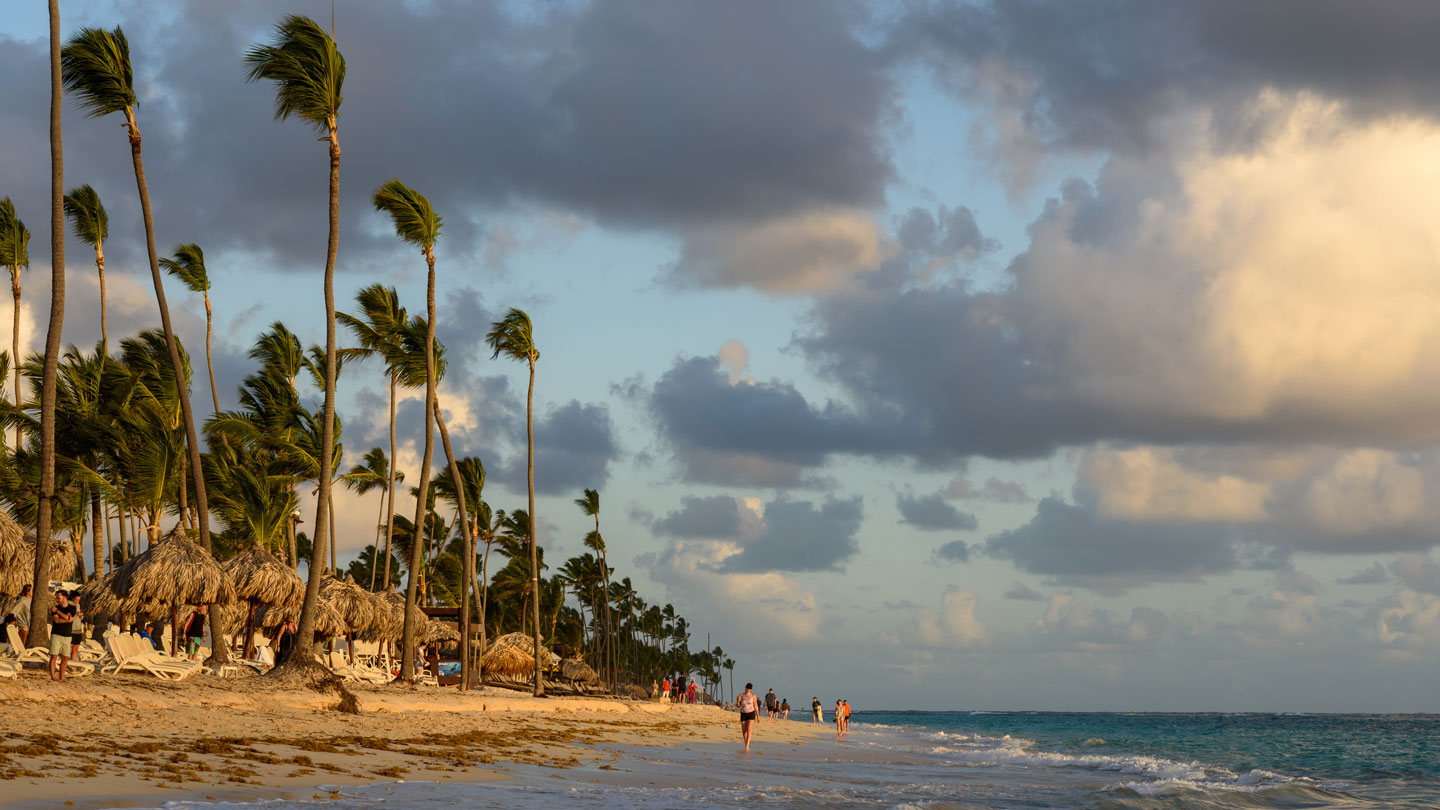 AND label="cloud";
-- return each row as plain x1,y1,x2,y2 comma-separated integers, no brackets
716,339,749,378
897,492,977,532
948,476,1031,503
496,399,618,496
894,586,988,650
933,541,970,563
1030,593,1170,652
1337,564,1389,586
650,494,762,540
1004,581,1045,601
983,497,1238,595
713,496,863,574
1391,554,1440,595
